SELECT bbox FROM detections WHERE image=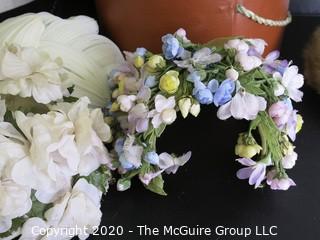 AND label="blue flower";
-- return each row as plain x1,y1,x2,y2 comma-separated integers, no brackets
162,34,183,60
145,76,157,88
115,138,125,154
115,138,134,170
119,154,135,170
187,71,201,82
193,80,213,105
213,79,235,106
135,47,147,56
207,79,219,93
144,151,160,165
